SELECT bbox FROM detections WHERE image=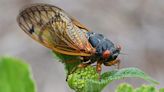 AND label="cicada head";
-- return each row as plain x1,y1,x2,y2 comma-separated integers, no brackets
103,44,121,62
